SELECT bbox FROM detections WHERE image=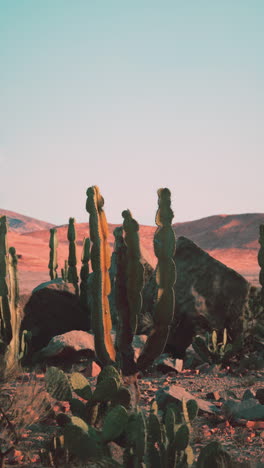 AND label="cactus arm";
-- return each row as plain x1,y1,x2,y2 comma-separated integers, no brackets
86,186,115,365
67,218,79,294
48,228,58,280
137,188,176,371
